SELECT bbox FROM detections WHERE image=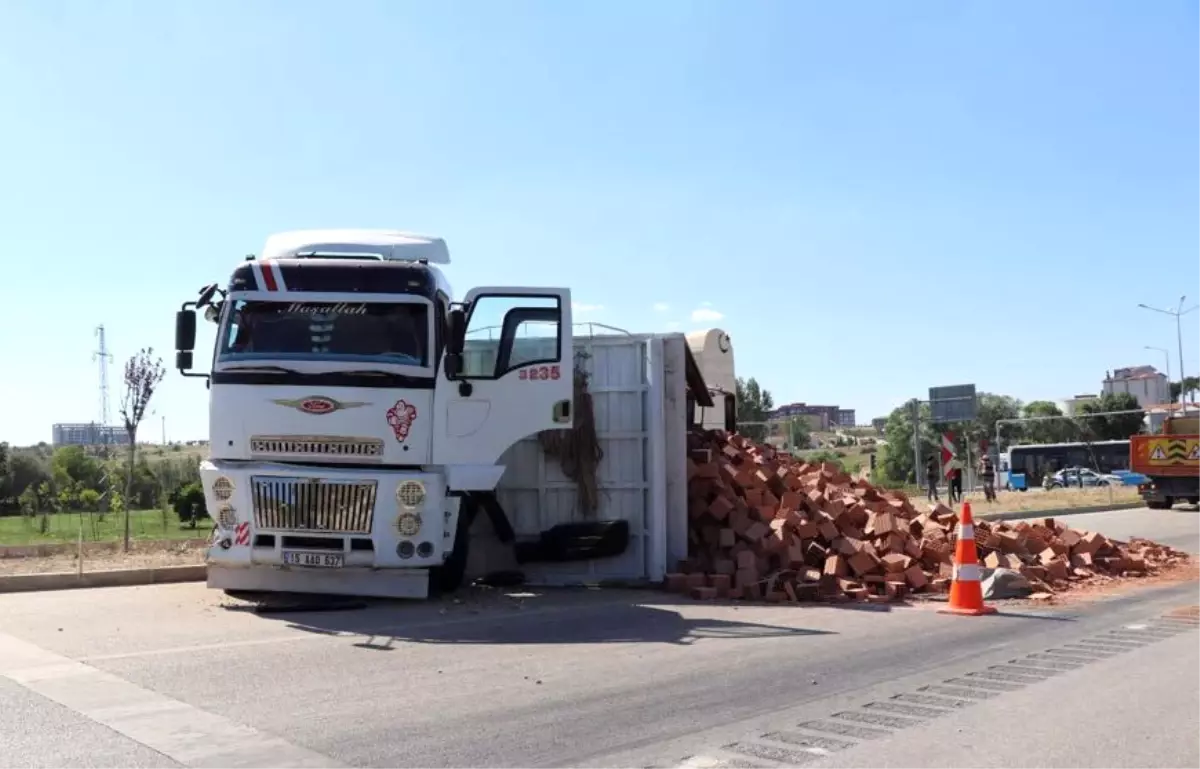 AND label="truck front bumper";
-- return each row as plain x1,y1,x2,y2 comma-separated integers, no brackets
201,459,452,572
207,561,431,599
